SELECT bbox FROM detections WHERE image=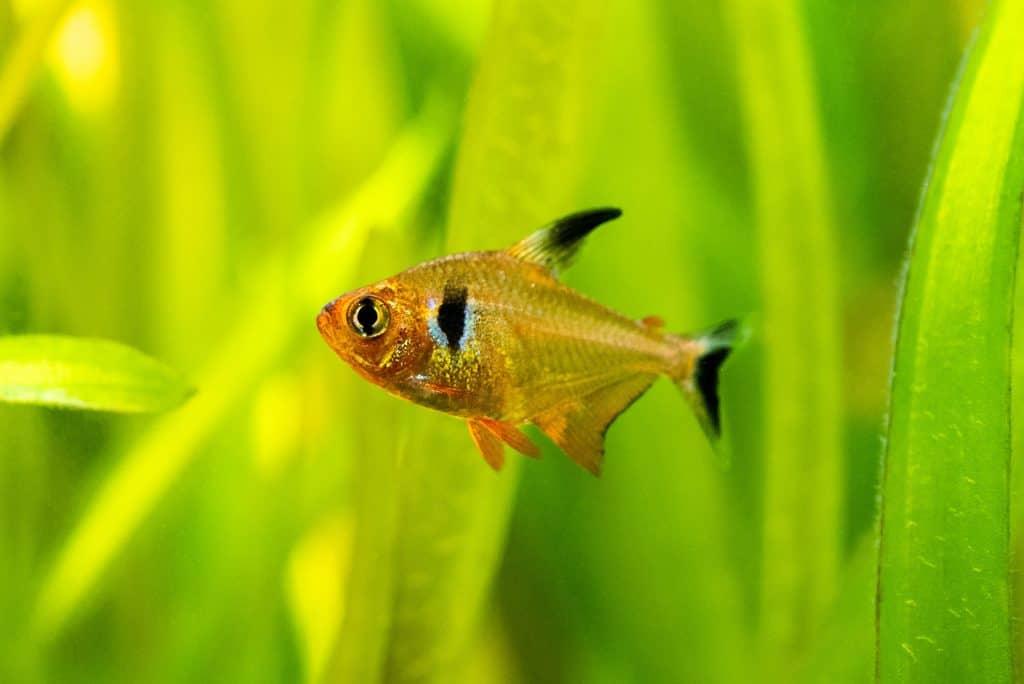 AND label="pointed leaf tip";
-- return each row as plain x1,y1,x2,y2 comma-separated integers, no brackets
0,335,194,413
